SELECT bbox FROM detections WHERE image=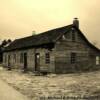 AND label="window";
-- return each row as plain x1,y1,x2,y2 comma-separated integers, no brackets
71,28,76,42
20,53,24,63
62,35,66,40
45,53,50,64
72,33,76,42
71,53,76,64
71,28,75,33
96,56,100,65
